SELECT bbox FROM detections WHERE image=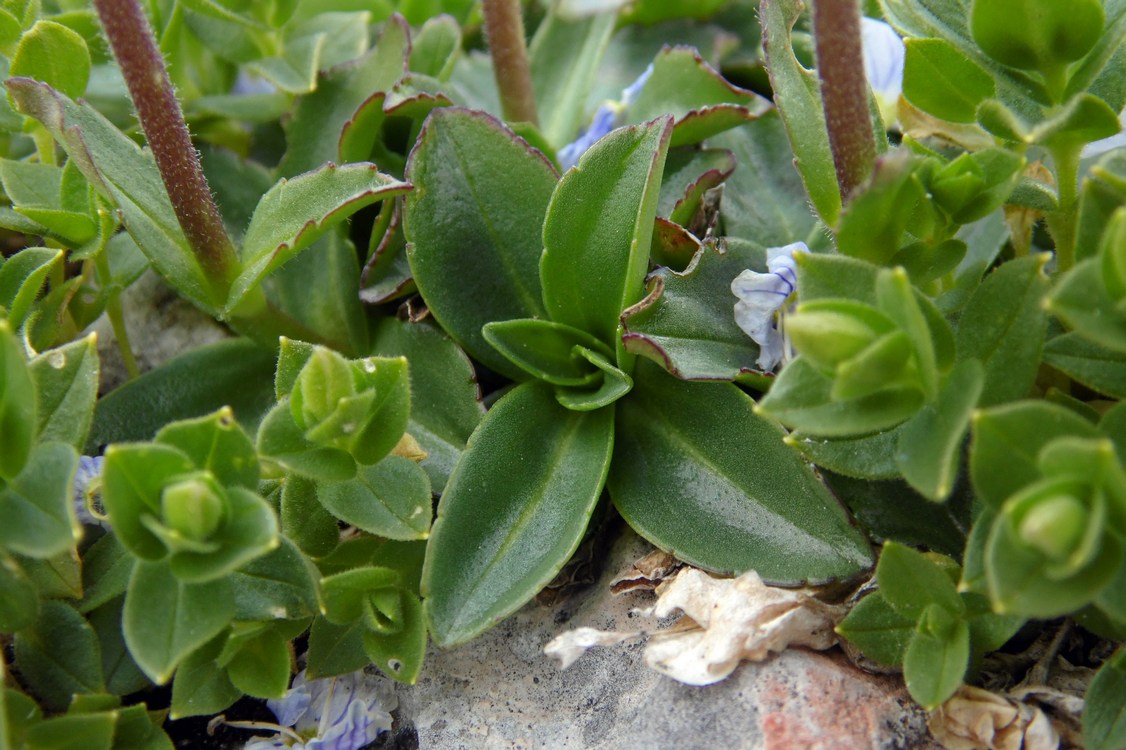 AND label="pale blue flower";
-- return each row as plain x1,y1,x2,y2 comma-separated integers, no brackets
243,669,395,750
73,455,108,527
557,64,654,171
860,17,905,125
731,242,803,372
